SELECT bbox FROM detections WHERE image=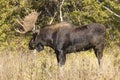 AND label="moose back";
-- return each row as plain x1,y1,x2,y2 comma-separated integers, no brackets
29,22,106,66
